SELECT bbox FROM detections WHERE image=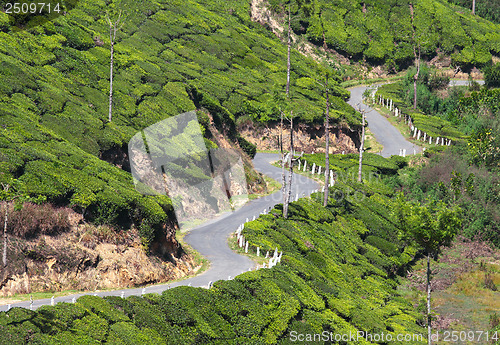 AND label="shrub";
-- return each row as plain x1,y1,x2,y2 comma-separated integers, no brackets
485,63,500,88
76,296,130,323
237,135,256,158
0,202,72,238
